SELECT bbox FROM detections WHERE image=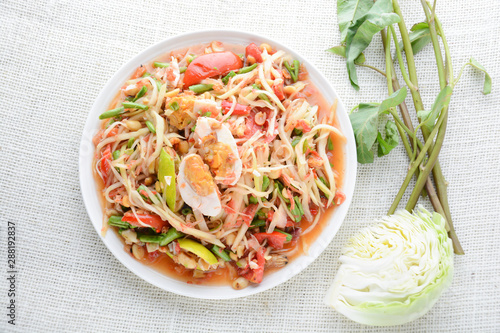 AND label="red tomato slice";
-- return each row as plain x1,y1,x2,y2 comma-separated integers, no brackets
183,52,243,87
240,247,265,283
220,100,251,115
98,144,112,183
253,232,287,250
122,212,168,232
245,43,263,63
333,191,346,206
272,82,285,101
